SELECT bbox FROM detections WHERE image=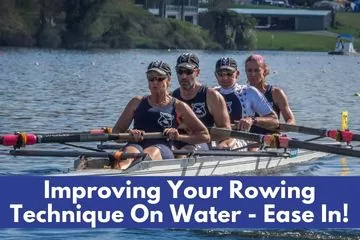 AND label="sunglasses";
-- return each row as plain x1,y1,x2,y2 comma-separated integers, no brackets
176,69,194,75
216,71,235,77
148,76,167,82
246,68,261,73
